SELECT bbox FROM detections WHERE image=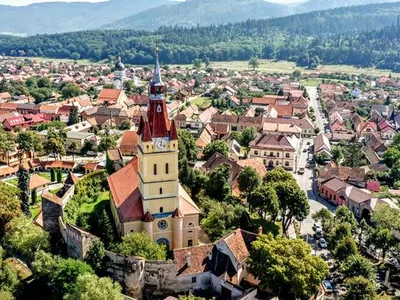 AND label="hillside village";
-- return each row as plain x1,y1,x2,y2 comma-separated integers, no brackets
0,55,400,300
